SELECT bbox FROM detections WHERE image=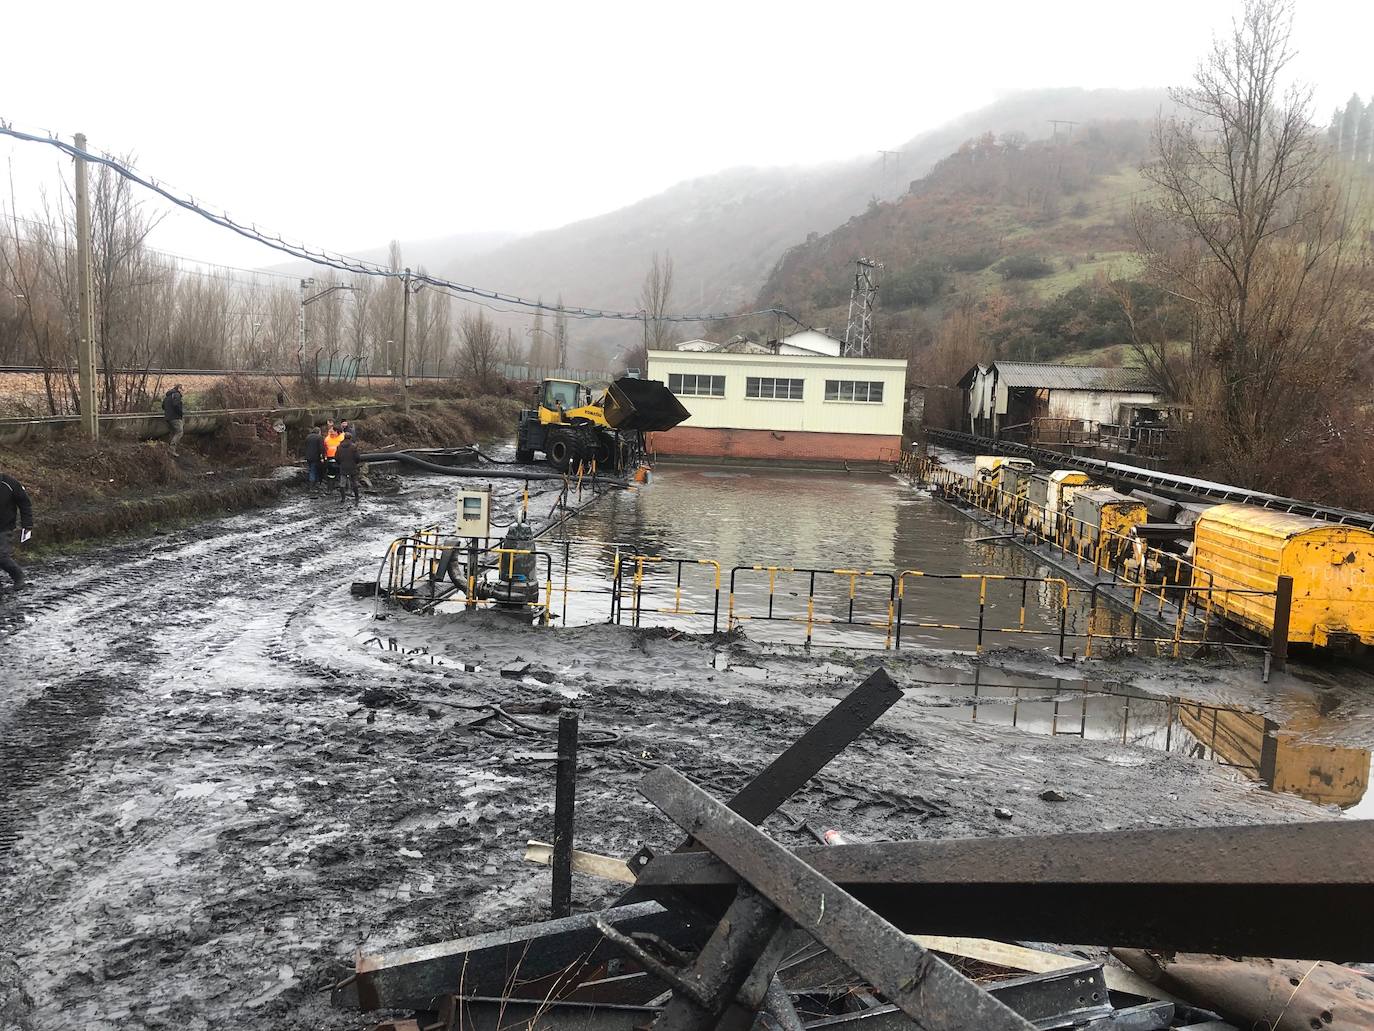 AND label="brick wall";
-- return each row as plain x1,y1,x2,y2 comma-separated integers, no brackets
649,426,901,463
